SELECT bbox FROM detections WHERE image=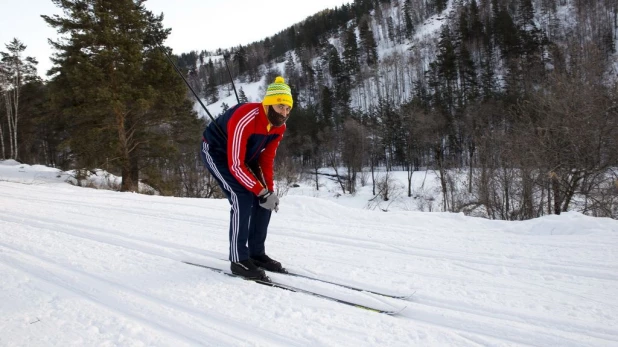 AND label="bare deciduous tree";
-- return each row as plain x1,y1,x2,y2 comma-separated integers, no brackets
341,118,366,194
514,43,618,215
0,38,38,160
